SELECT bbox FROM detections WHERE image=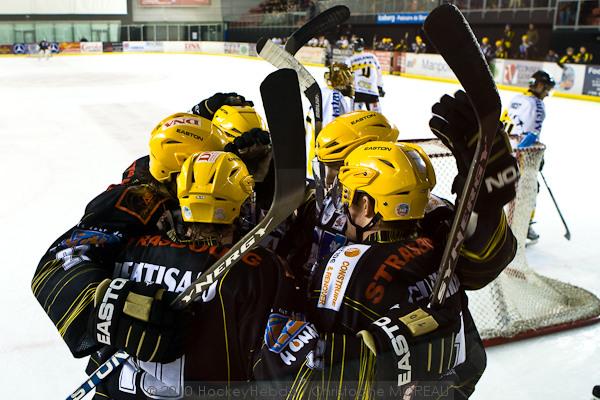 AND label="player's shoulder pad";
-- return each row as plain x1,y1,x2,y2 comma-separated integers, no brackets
114,184,170,225
120,155,152,185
